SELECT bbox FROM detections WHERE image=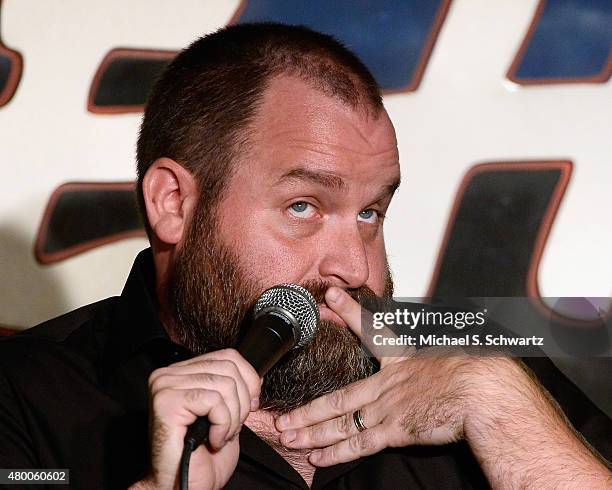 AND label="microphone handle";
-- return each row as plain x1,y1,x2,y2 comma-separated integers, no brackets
183,314,297,447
